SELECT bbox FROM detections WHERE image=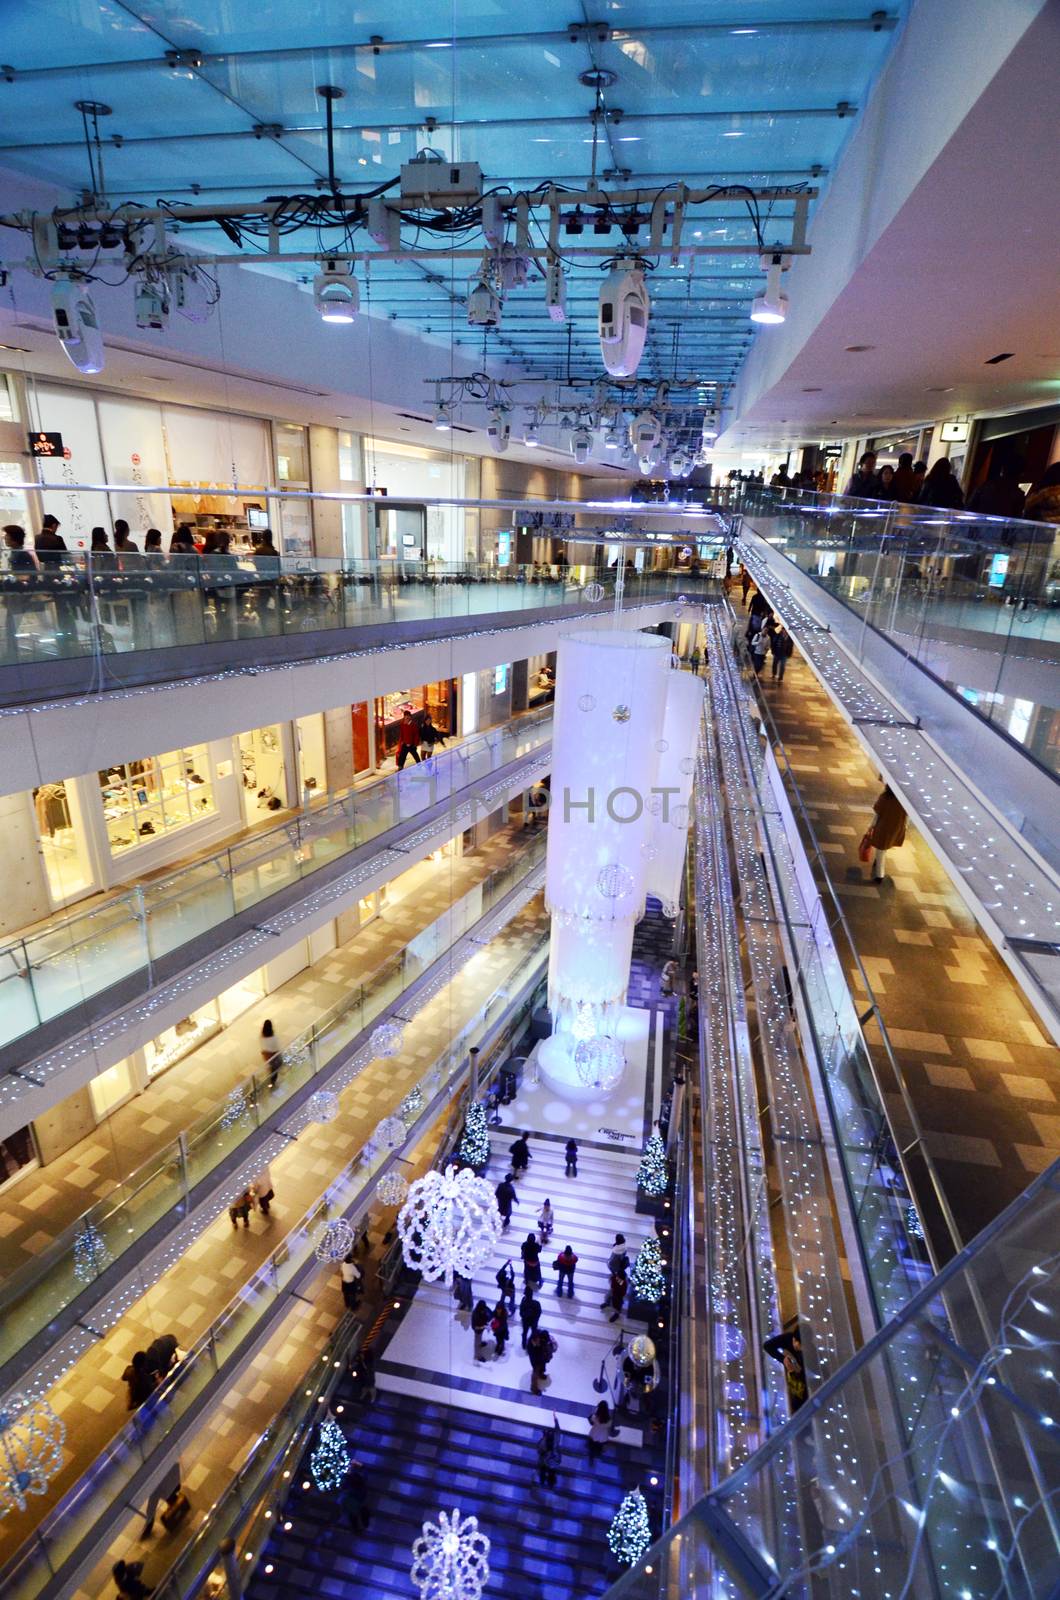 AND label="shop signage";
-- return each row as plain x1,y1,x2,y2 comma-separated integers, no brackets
939,420,969,443
28,431,64,457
